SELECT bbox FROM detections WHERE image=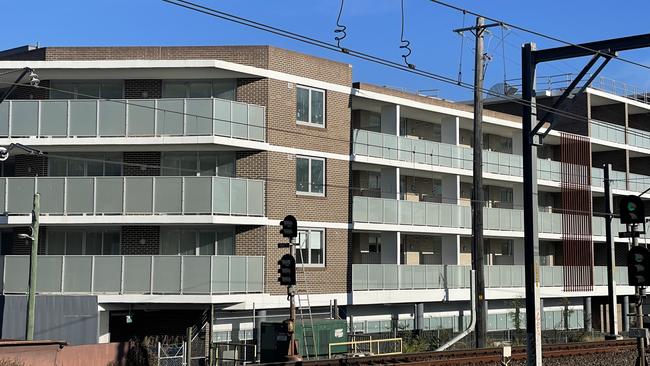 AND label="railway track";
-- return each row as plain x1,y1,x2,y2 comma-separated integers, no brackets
267,339,638,366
